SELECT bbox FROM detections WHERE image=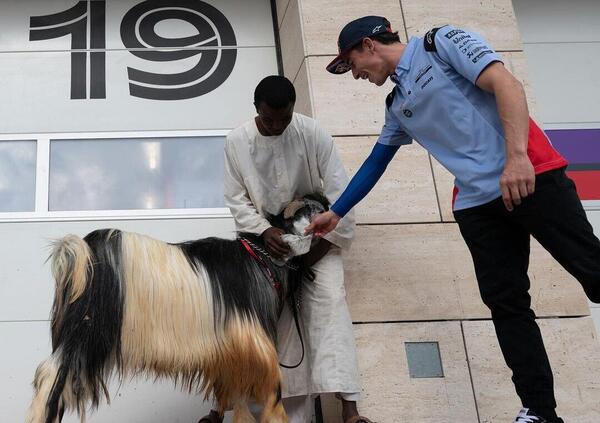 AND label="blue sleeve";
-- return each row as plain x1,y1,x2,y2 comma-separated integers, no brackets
330,142,400,217
434,25,503,84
